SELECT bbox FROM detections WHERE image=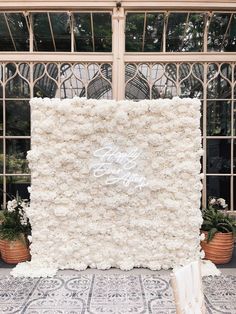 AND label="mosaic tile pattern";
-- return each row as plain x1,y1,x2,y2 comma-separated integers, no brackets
0,274,235,314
